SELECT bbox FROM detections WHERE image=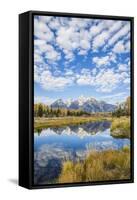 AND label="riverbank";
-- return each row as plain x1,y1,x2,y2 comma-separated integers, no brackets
110,117,130,138
34,116,109,129
58,146,130,183
34,116,130,139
